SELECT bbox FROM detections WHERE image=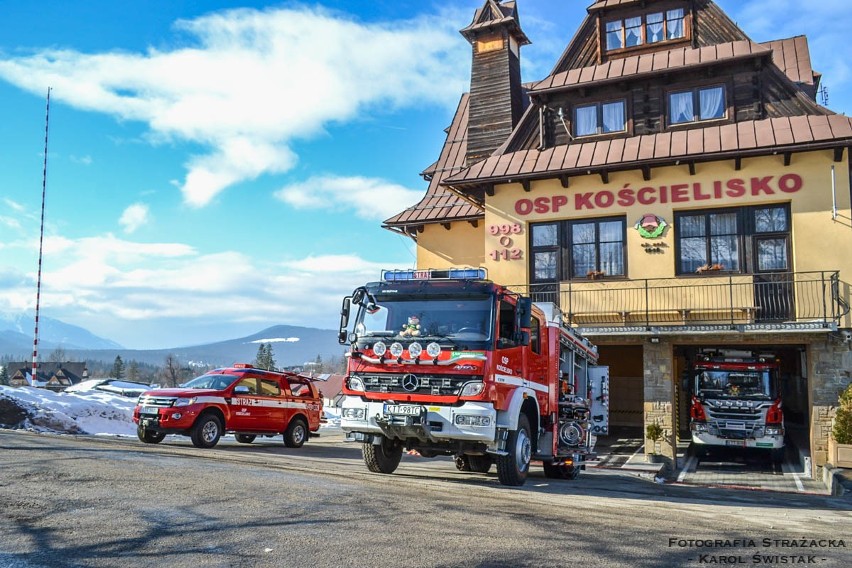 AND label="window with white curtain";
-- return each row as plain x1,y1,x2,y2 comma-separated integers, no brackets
674,205,791,275
574,100,626,137
669,85,726,125
605,7,688,51
530,218,627,281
